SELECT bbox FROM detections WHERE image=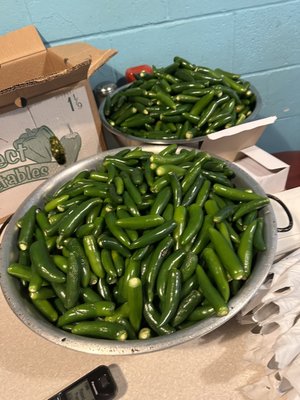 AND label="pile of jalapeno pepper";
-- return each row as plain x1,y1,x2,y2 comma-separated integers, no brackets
7,145,269,341
103,56,256,141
